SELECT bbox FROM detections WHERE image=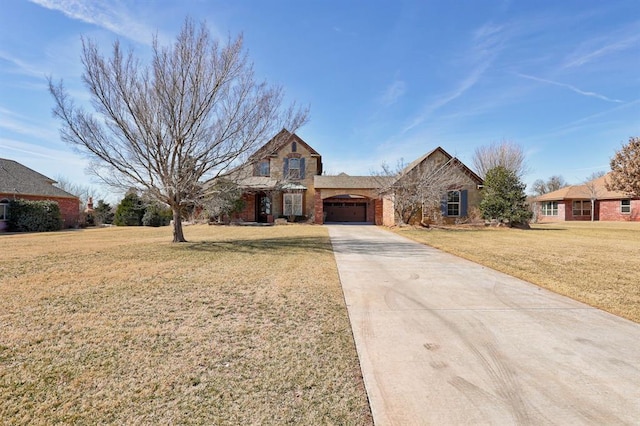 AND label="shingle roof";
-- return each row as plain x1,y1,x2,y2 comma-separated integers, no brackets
314,175,393,189
535,173,634,201
0,158,78,199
